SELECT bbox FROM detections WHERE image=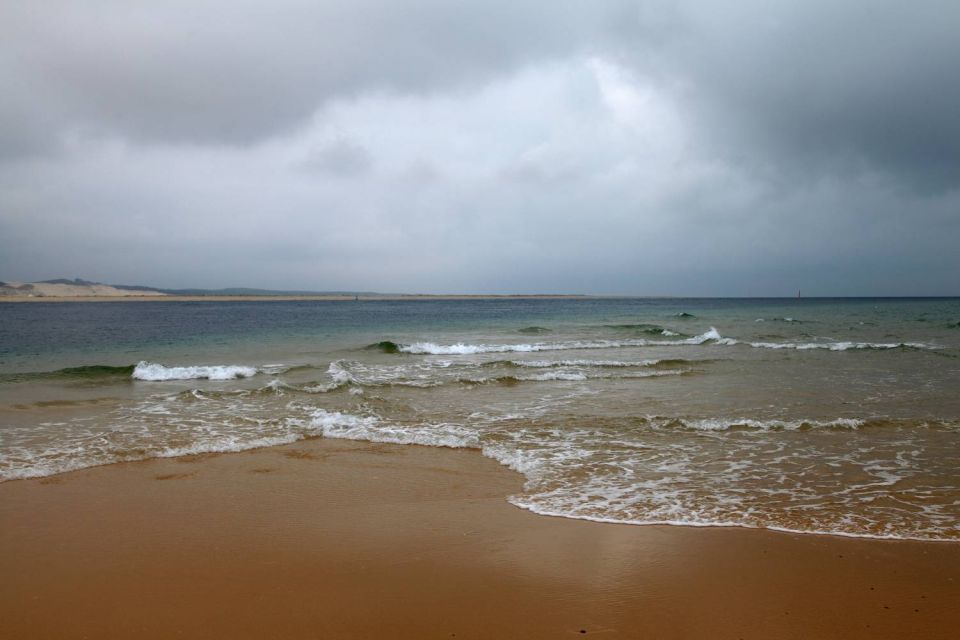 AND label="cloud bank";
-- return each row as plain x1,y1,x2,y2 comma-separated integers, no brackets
1,1,958,295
